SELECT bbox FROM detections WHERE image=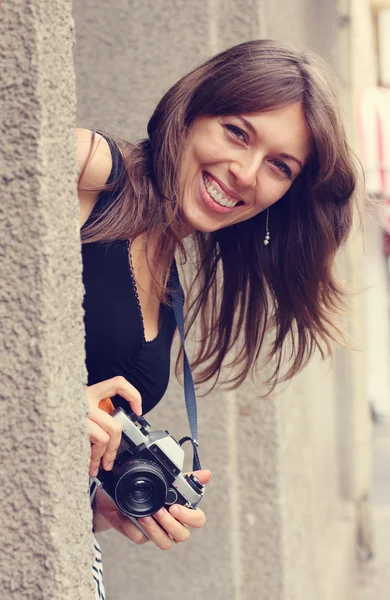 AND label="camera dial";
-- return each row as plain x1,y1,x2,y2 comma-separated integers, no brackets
185,473,204,494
